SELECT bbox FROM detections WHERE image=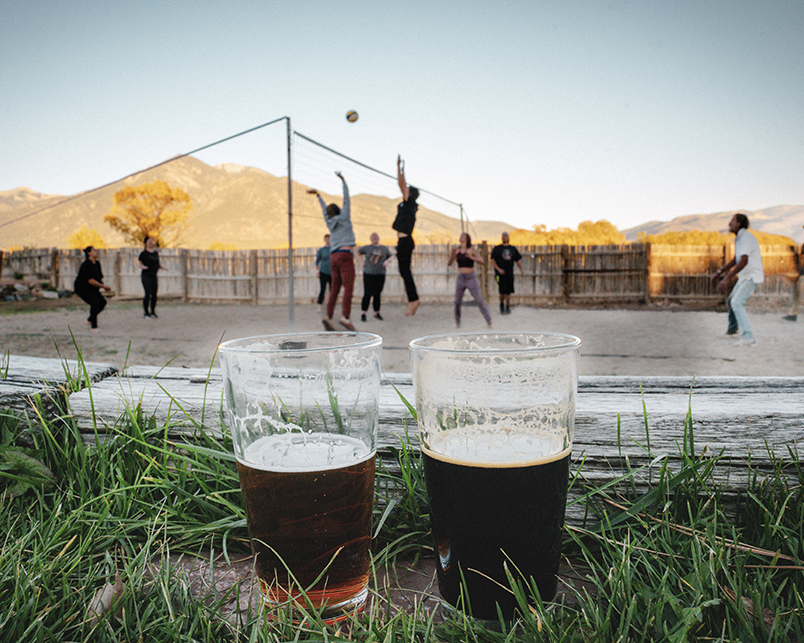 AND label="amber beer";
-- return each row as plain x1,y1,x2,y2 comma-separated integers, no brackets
422,440,570,621
236,433,375,615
